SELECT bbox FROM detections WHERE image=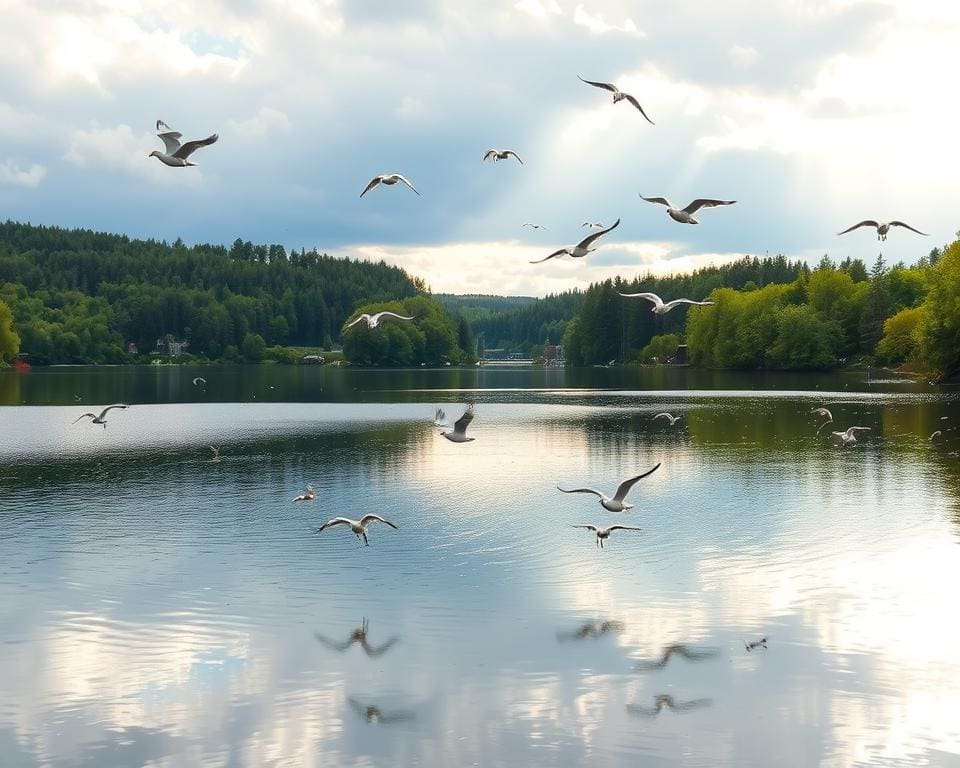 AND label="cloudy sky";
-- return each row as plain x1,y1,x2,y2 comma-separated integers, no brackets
1,0,956,295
